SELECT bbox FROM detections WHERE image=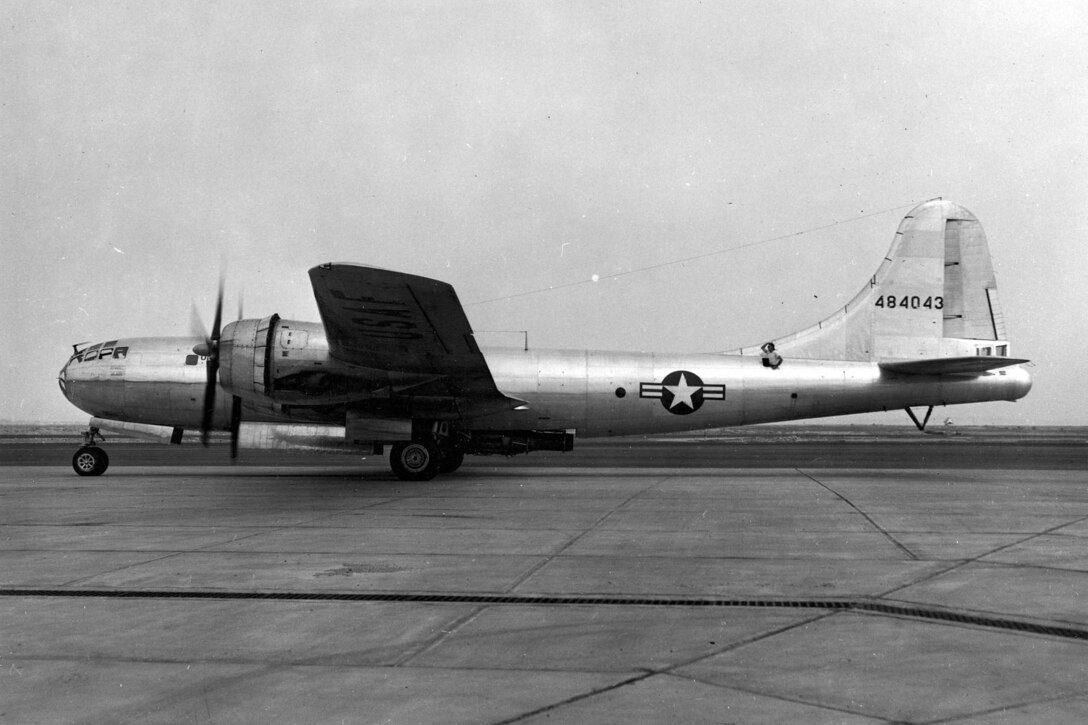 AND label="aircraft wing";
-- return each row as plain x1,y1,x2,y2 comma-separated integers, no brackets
879,356,1030,375
308,263,523,415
